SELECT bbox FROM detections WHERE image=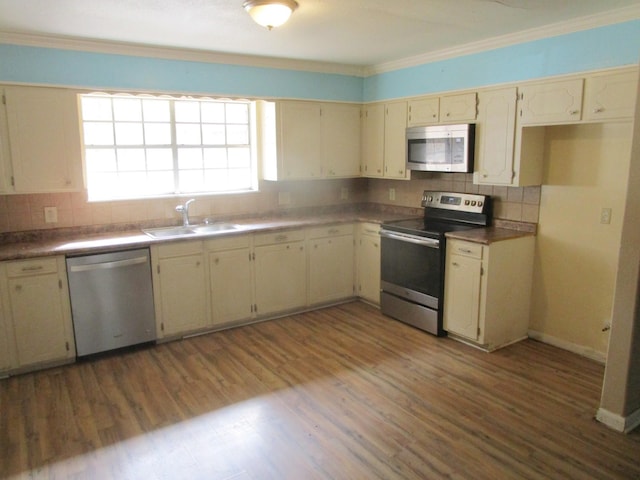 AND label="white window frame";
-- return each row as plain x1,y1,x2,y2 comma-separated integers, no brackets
79,92,258,201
